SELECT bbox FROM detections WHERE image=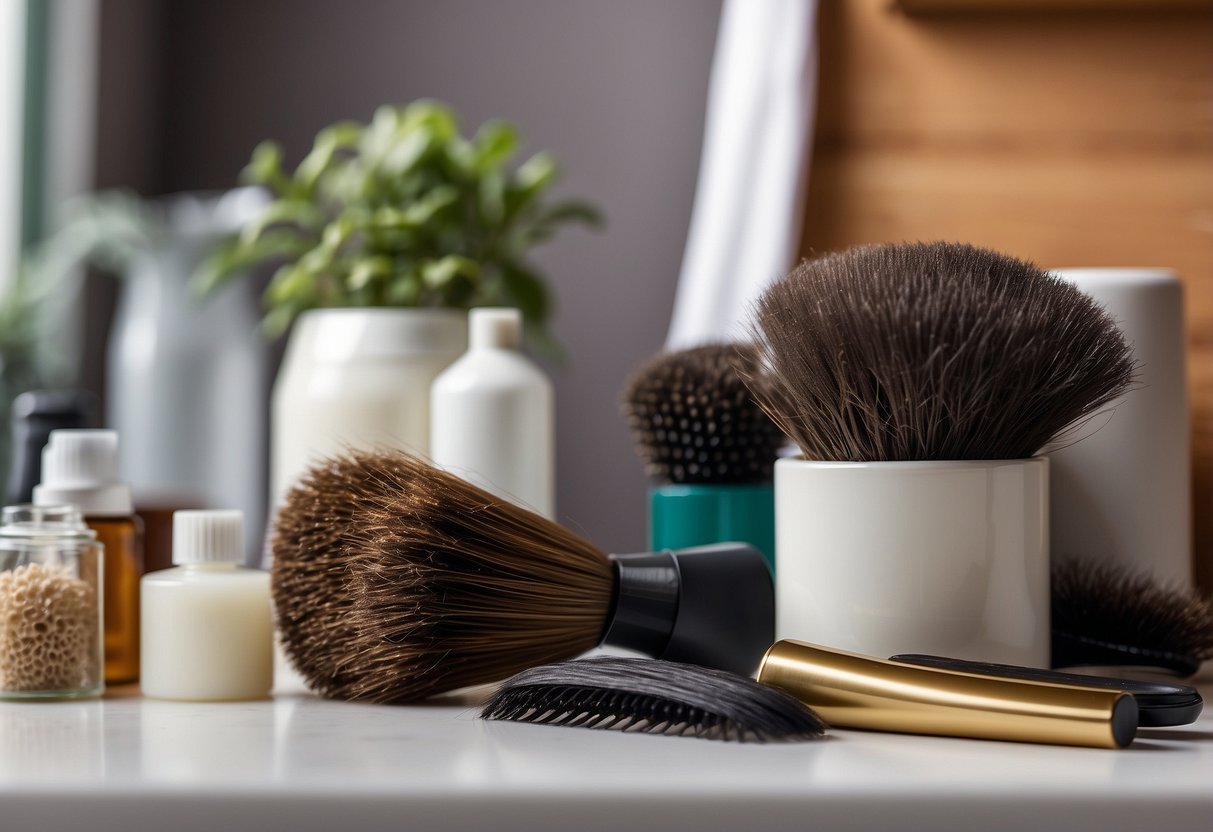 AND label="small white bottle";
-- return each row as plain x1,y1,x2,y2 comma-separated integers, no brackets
430,308,555,518
141,510,273,700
